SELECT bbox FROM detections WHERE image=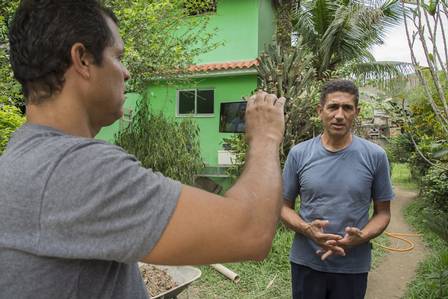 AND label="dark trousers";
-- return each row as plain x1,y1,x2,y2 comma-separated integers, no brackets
291,263,368,299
